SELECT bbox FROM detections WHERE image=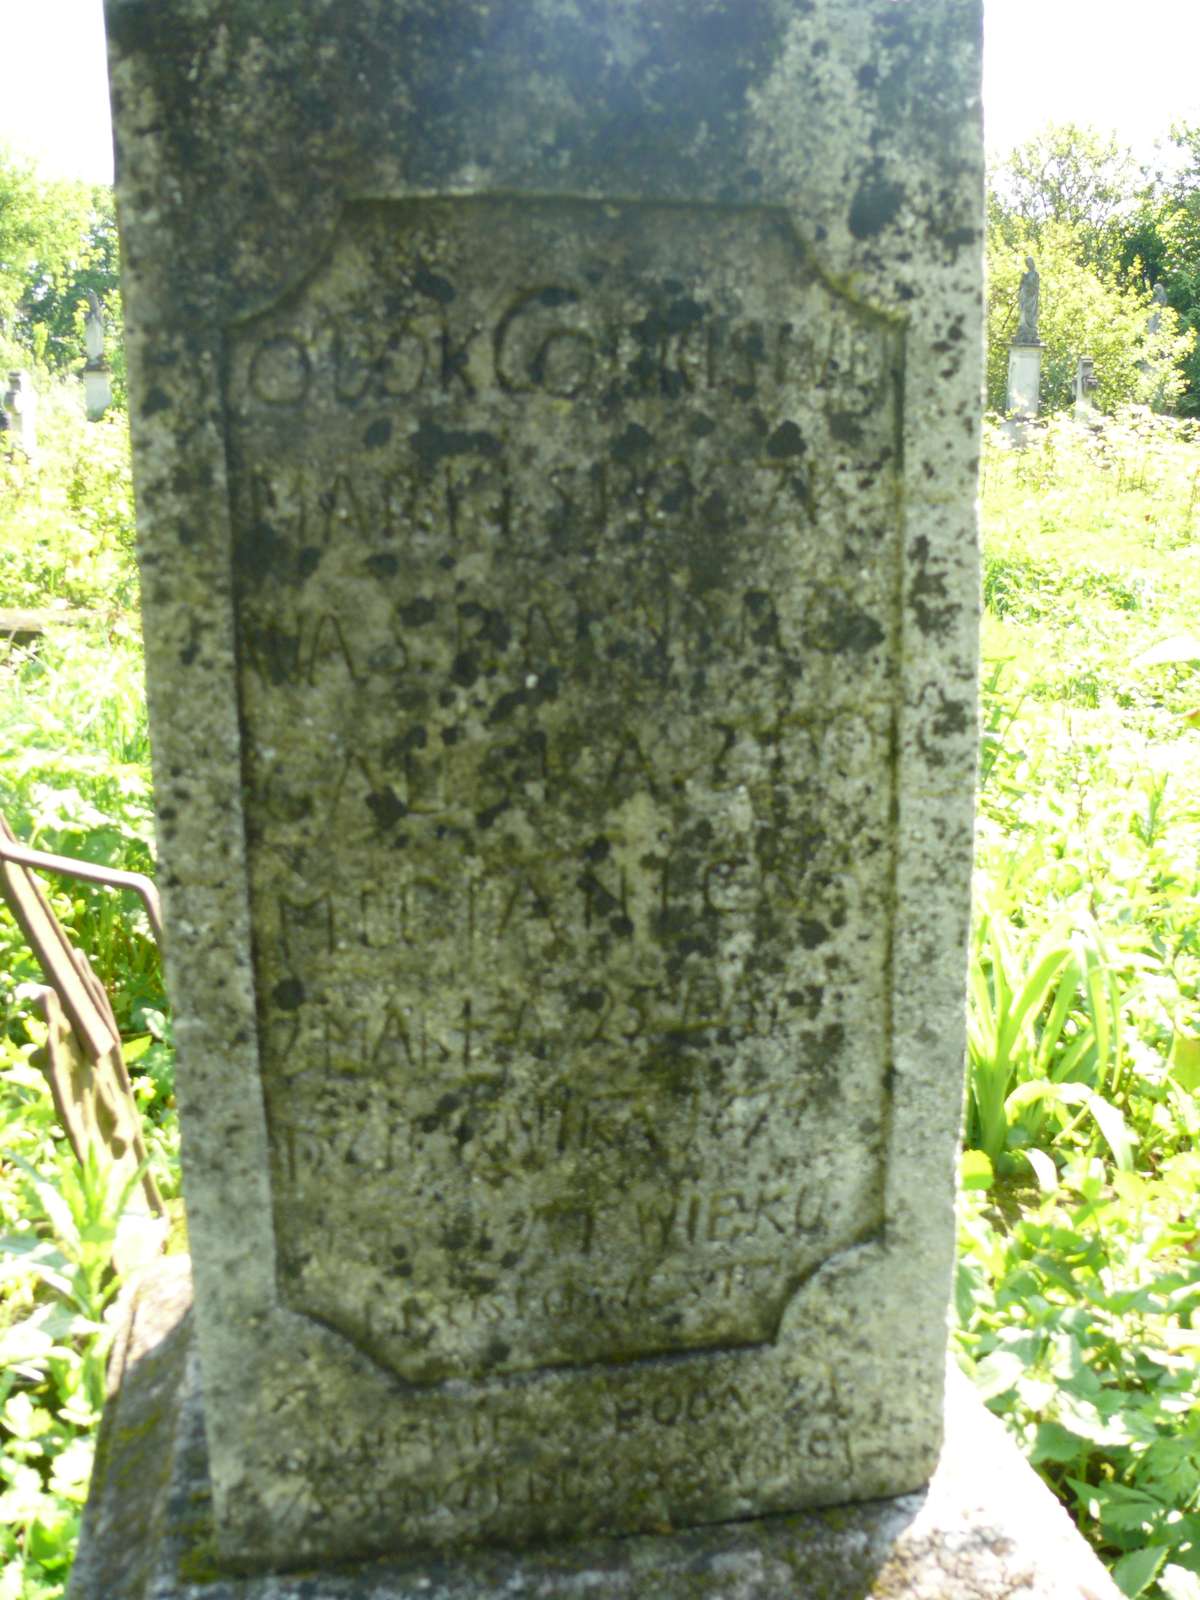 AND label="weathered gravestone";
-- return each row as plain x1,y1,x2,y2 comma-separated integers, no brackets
80,0,1002,1590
